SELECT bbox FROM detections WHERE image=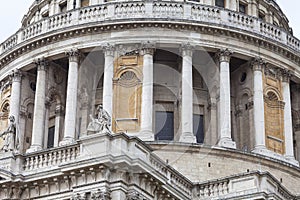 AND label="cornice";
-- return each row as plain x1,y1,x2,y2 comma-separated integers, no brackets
0,21,299,73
